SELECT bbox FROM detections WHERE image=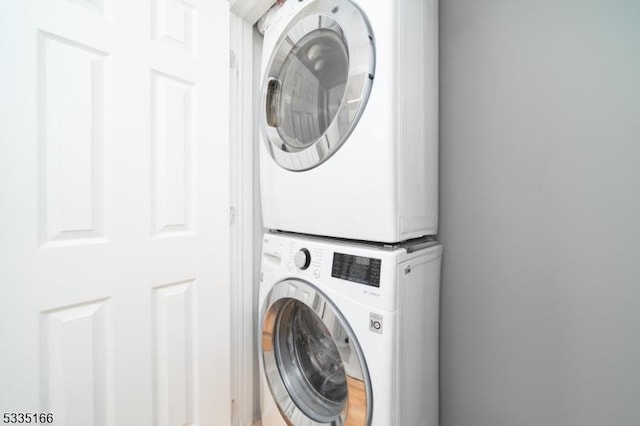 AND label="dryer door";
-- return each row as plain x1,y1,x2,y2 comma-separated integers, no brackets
261,0,375,171
260,279,372,425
